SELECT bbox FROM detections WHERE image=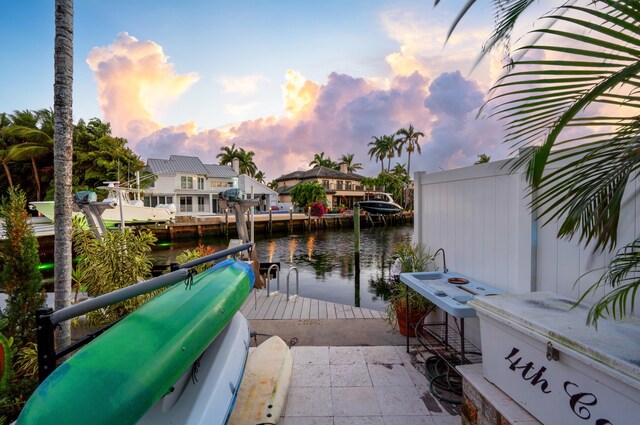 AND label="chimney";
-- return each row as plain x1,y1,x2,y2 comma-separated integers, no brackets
340,163,348,174
232,158,240,173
